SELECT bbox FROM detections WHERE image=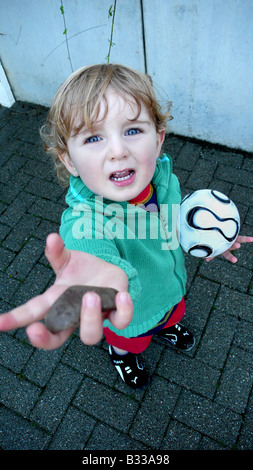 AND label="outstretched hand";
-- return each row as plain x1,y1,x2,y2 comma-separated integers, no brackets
0,233,133,349
206,235,253,263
